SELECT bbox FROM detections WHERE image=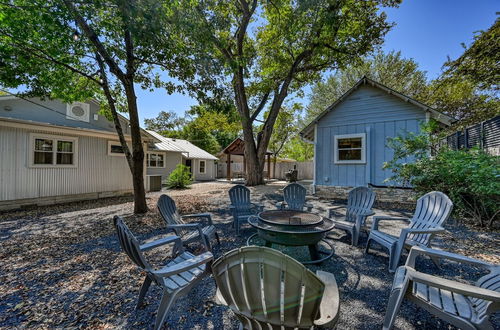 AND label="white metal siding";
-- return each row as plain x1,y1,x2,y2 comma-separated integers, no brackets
0,126,133,201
